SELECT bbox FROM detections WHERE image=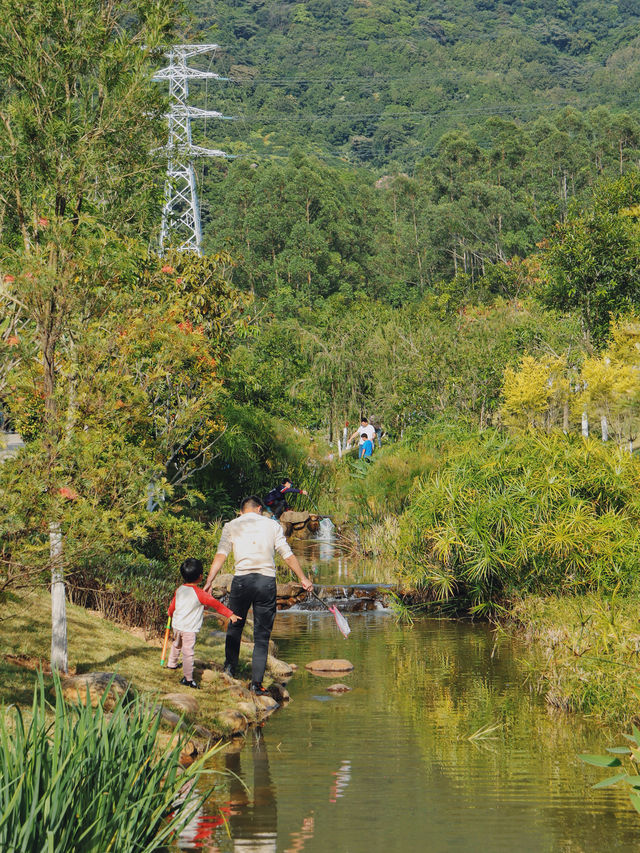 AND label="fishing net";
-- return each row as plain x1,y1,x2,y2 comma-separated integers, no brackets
329,605,351,638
